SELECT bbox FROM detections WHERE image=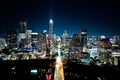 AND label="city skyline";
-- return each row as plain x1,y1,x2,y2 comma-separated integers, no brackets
0,0,120,36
